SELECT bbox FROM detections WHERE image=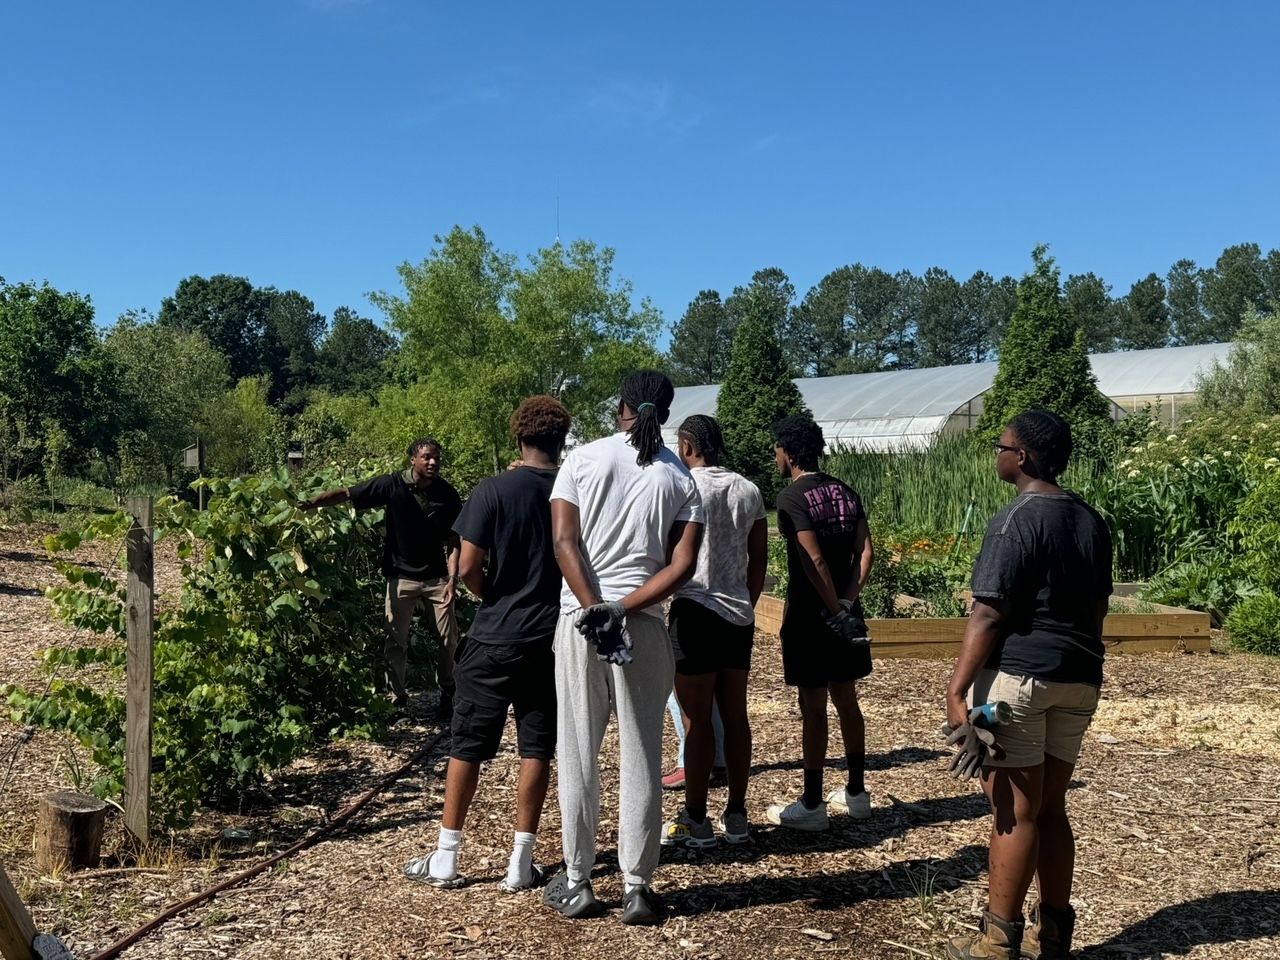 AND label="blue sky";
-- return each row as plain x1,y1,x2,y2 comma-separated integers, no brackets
3,1,1278,347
